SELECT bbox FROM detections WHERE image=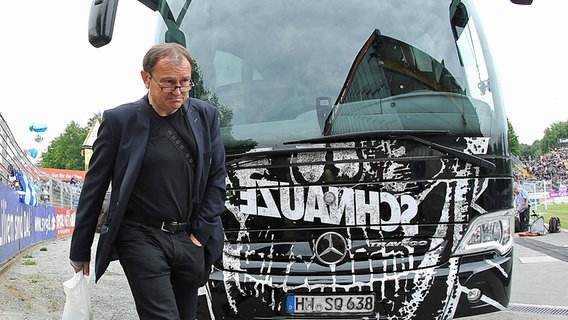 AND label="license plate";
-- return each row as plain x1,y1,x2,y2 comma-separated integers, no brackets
286,294,375,314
